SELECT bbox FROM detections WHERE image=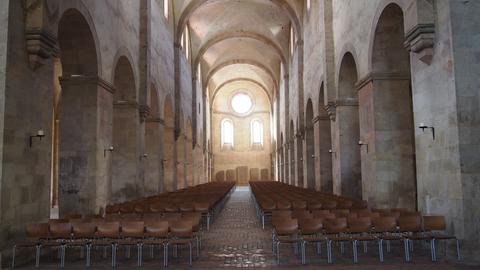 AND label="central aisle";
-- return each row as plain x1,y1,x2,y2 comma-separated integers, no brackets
196,186,275,268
